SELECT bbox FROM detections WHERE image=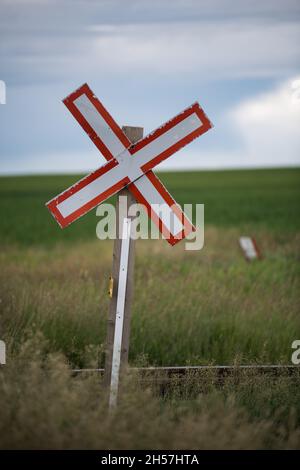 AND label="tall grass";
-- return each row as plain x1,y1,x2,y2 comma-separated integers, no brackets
0,333,299,449
1,227,299,368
